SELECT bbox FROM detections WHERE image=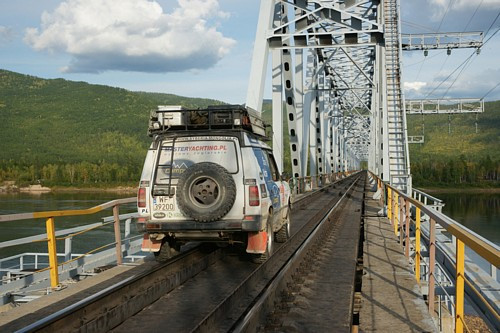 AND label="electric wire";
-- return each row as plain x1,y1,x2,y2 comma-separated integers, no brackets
482,81,500,99
401,20,437,33
463,0,483,32
439,25,500,97
436,0,455,32
424,51,476,99
434,54,451,82
404,50,446,67
441,53,475,98
424,19,500,99
414,2,494,99
484,10,500,38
